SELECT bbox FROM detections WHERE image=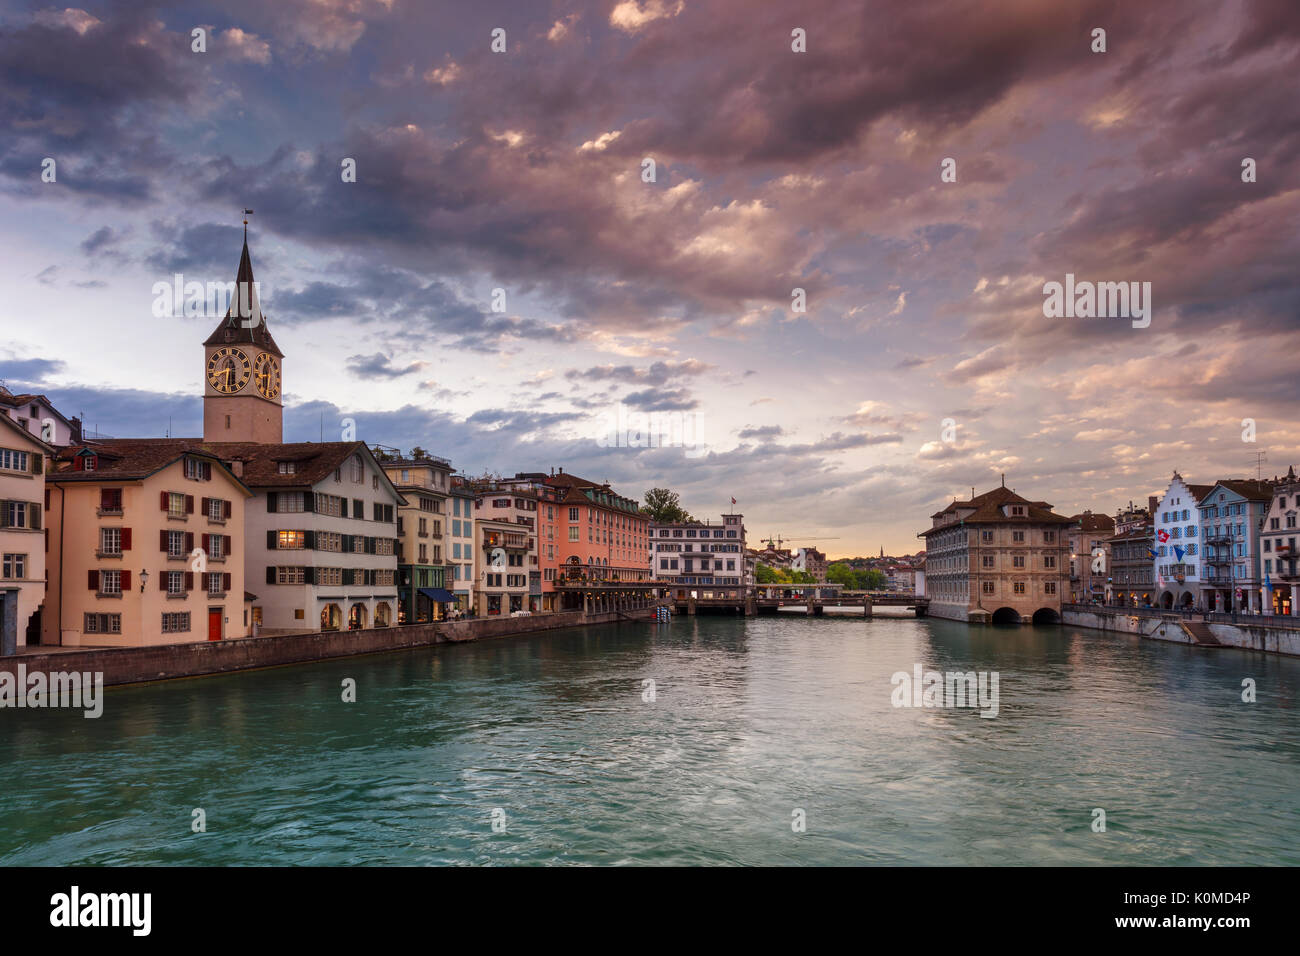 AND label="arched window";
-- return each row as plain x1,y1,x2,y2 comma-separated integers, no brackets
374,602,391,627
348,602,368,630
351,454,364,483
320,604,341,631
